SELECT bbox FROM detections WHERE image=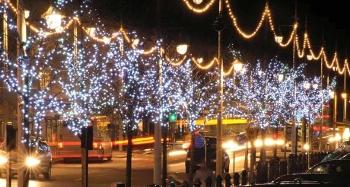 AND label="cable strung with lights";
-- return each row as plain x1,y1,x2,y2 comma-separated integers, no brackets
179,0,350,76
